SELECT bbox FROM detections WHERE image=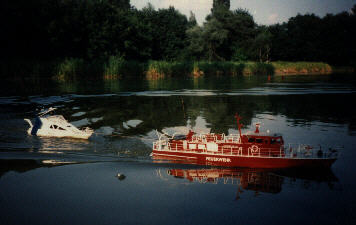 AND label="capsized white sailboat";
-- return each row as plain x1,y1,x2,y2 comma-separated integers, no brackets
24,107,94,139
